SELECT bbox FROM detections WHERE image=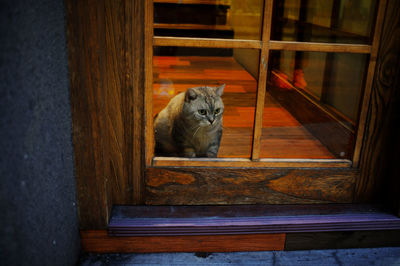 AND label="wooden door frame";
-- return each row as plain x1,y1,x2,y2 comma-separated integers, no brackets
66,0,400,229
